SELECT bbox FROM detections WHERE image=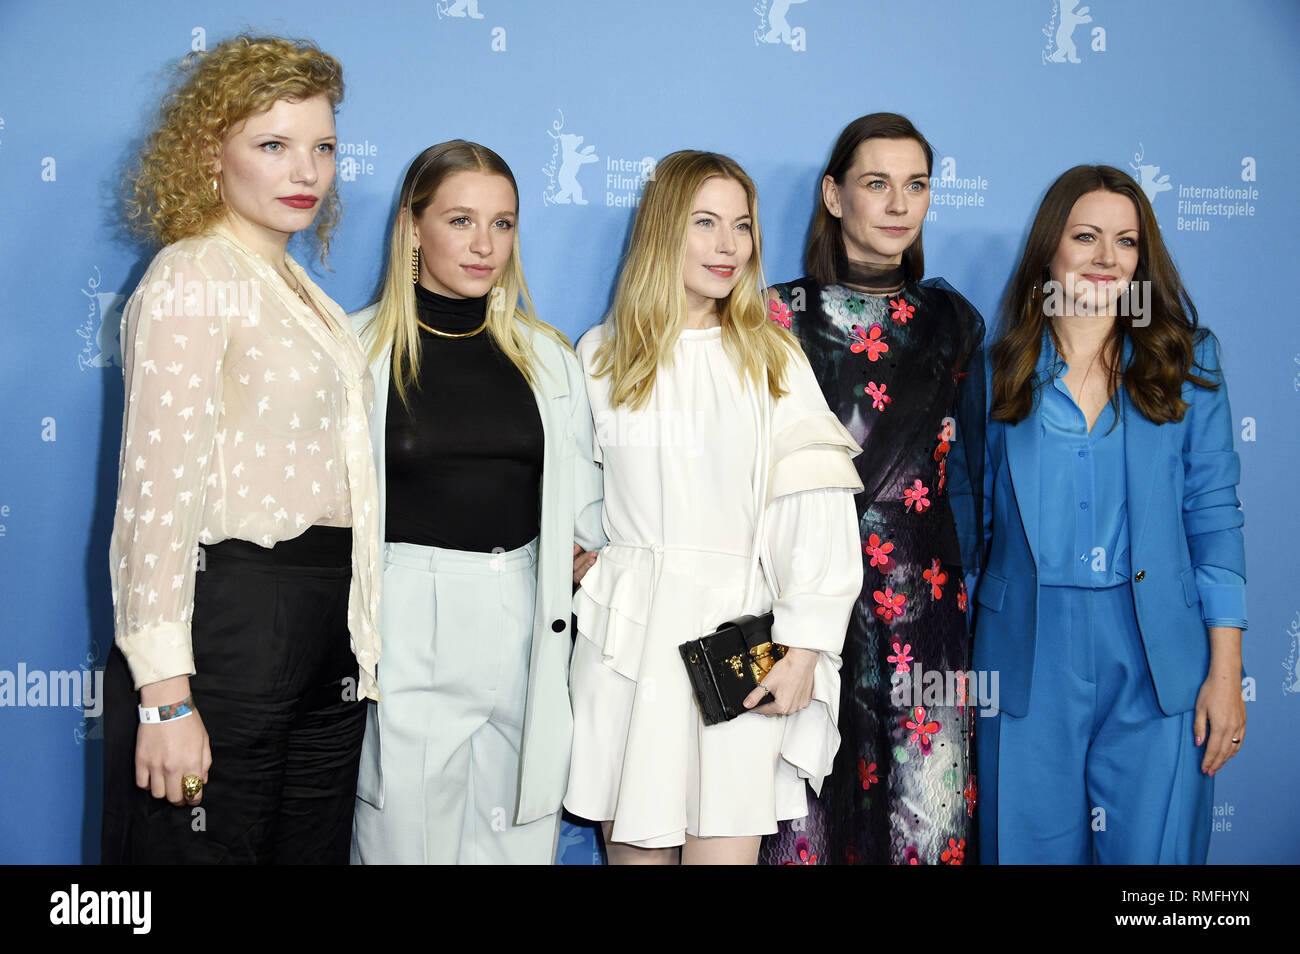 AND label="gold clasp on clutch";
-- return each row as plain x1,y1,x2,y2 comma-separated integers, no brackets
726,654,746,679
748,641,783,677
